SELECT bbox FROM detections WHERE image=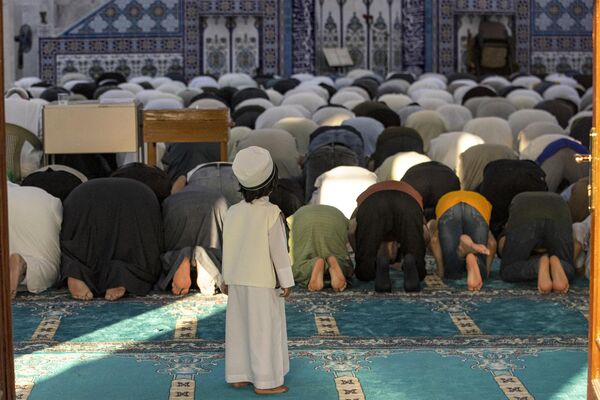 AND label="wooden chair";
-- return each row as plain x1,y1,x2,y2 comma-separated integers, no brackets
5,123,42,182
143,108,229,165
